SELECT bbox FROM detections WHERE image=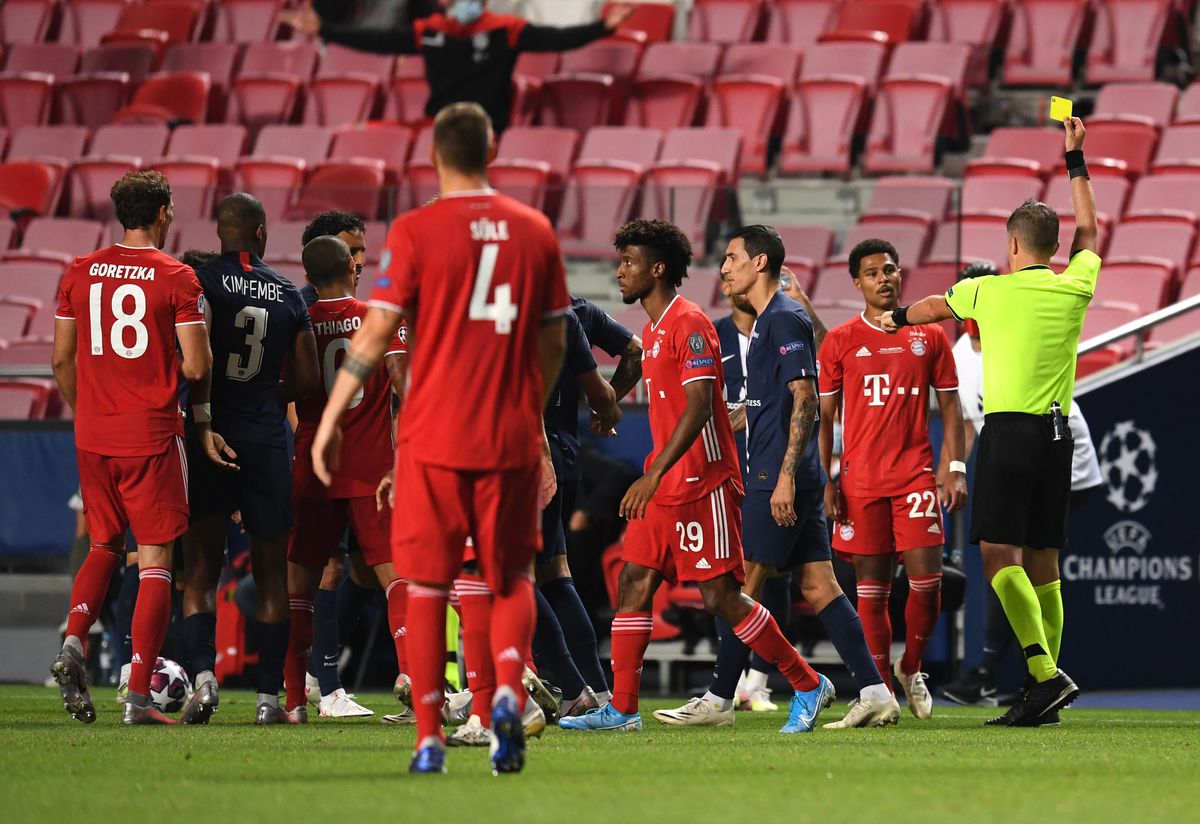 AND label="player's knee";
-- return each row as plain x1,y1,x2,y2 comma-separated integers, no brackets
617,564,655,612
800,569,842,609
